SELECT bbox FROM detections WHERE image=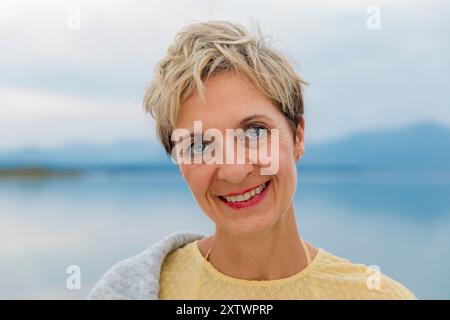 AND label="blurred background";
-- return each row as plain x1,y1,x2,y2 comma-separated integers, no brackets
0,0,449,299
